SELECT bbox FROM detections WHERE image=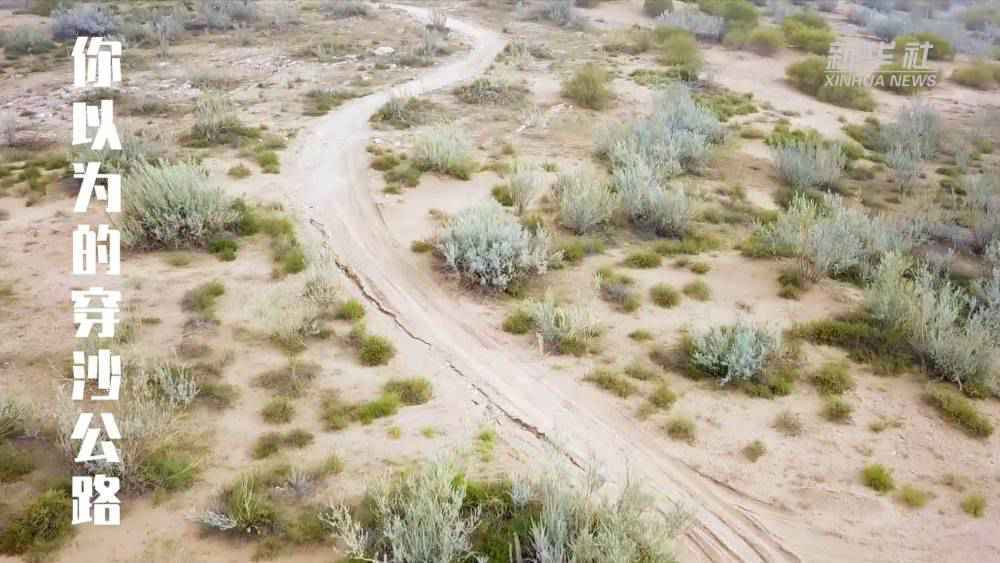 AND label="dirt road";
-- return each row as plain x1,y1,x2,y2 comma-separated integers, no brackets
283,5,863,563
